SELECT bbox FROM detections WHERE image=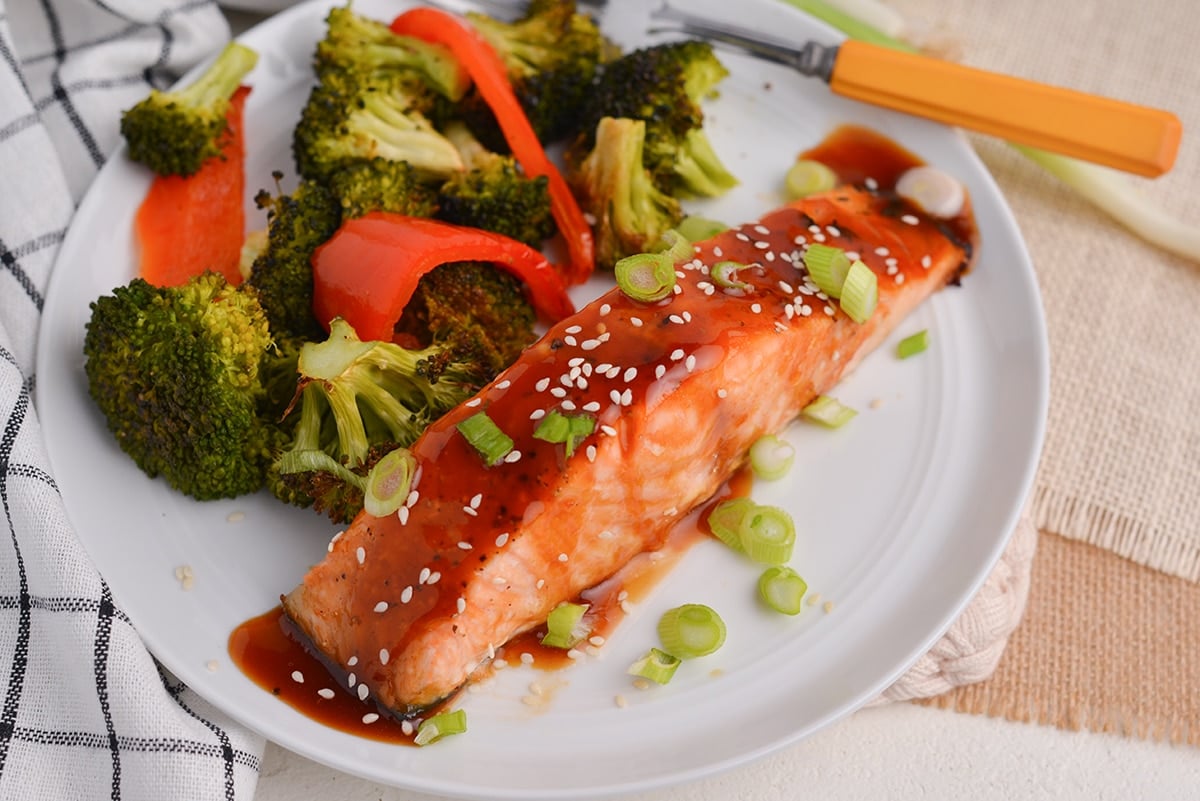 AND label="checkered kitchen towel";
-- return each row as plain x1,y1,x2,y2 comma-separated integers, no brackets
0,1,264,798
